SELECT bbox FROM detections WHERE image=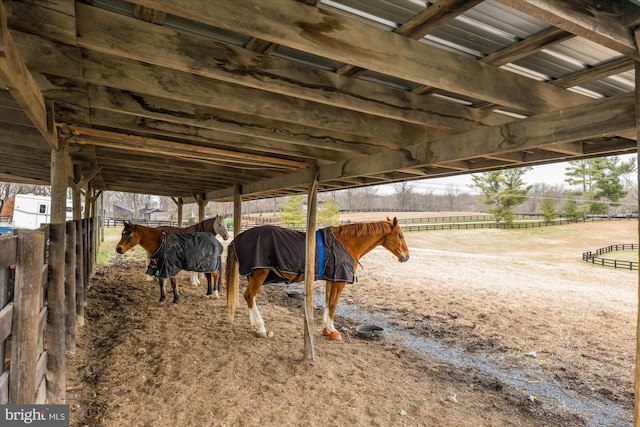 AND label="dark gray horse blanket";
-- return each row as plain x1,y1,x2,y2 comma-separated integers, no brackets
146,232,223,279
232,225,356,284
